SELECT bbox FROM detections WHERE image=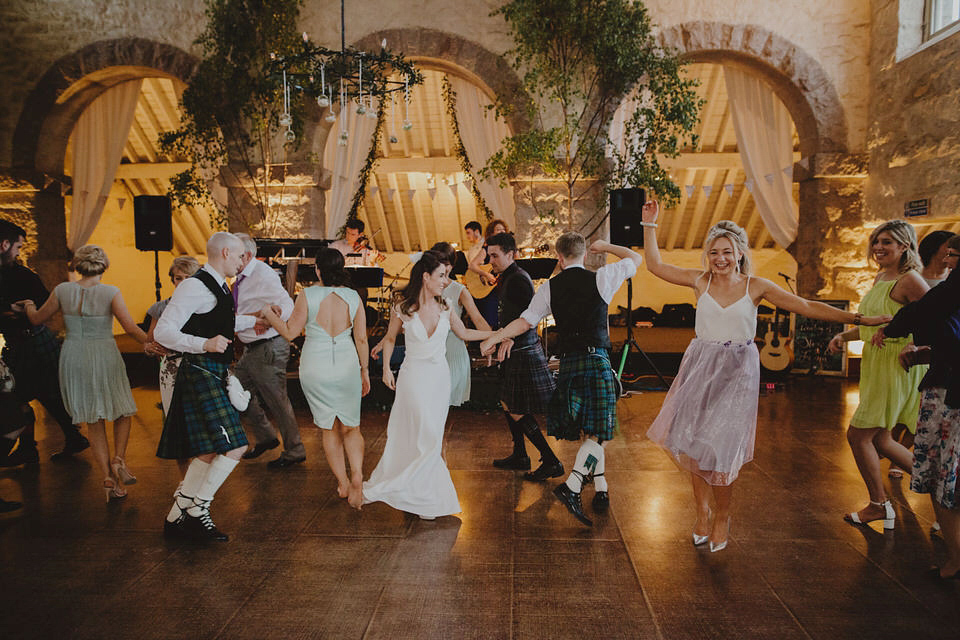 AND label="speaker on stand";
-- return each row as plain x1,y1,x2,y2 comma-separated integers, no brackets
133,195,173,302
607,188,669,392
